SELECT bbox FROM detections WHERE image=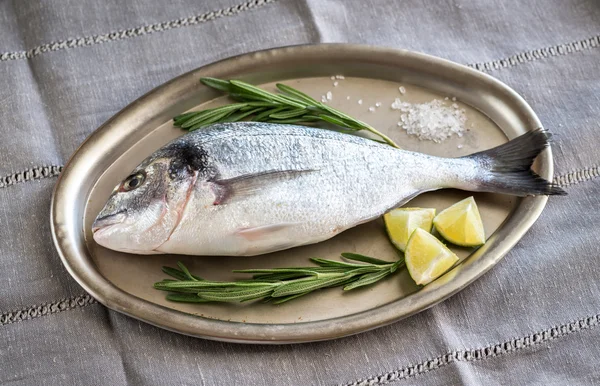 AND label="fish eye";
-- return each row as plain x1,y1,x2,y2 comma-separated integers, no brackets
120,171,146,192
